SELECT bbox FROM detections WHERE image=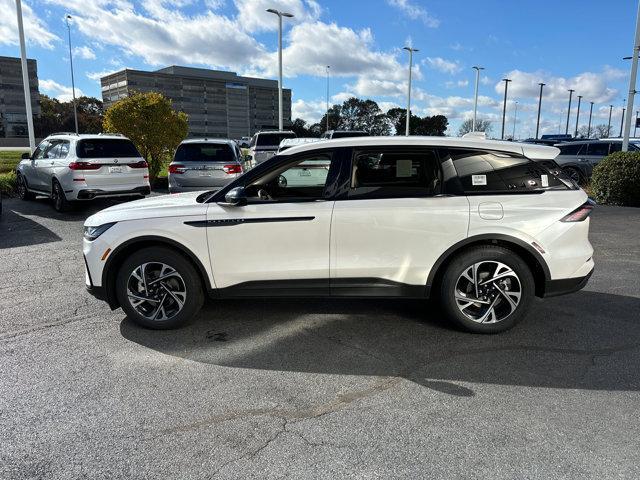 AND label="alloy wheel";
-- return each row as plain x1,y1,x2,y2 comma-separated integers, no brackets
126,262,187,322
17,176,26,198
454,261,522,324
